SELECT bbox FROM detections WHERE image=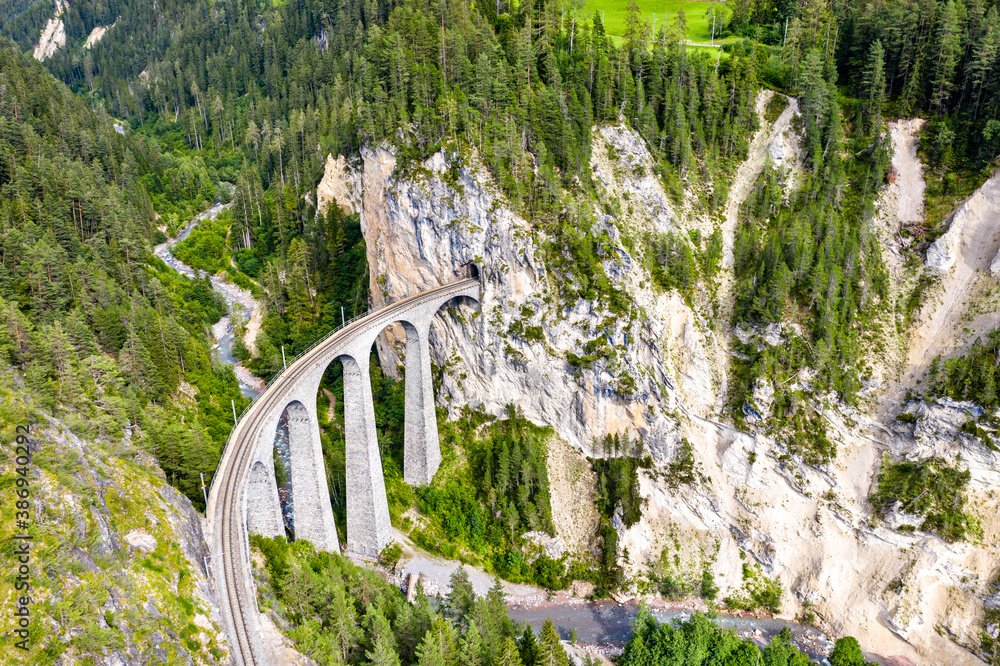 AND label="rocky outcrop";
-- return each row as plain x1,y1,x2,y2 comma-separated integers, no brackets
32,0,67,61
84,24,113,49
317,154,363,215
926,171,1000,274
631,396,999,665
355,136,698,459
